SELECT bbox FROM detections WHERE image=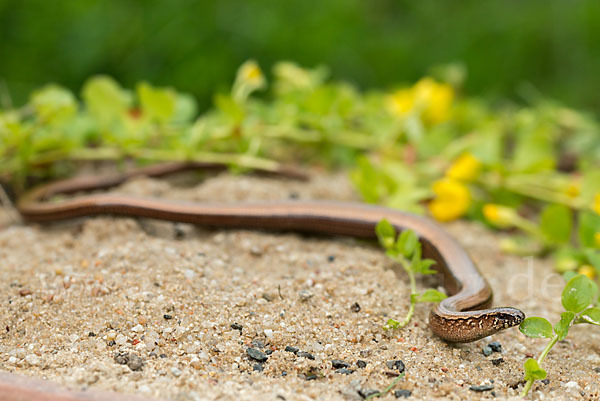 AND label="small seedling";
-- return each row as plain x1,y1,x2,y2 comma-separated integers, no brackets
519,274,600,397
375,219,447,330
